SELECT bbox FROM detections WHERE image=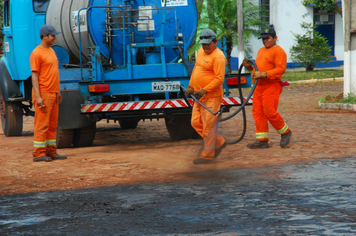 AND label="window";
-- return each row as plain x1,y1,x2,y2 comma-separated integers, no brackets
314,9,334,25
4,0,10,27
260,0,270,25
33,0,49,13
